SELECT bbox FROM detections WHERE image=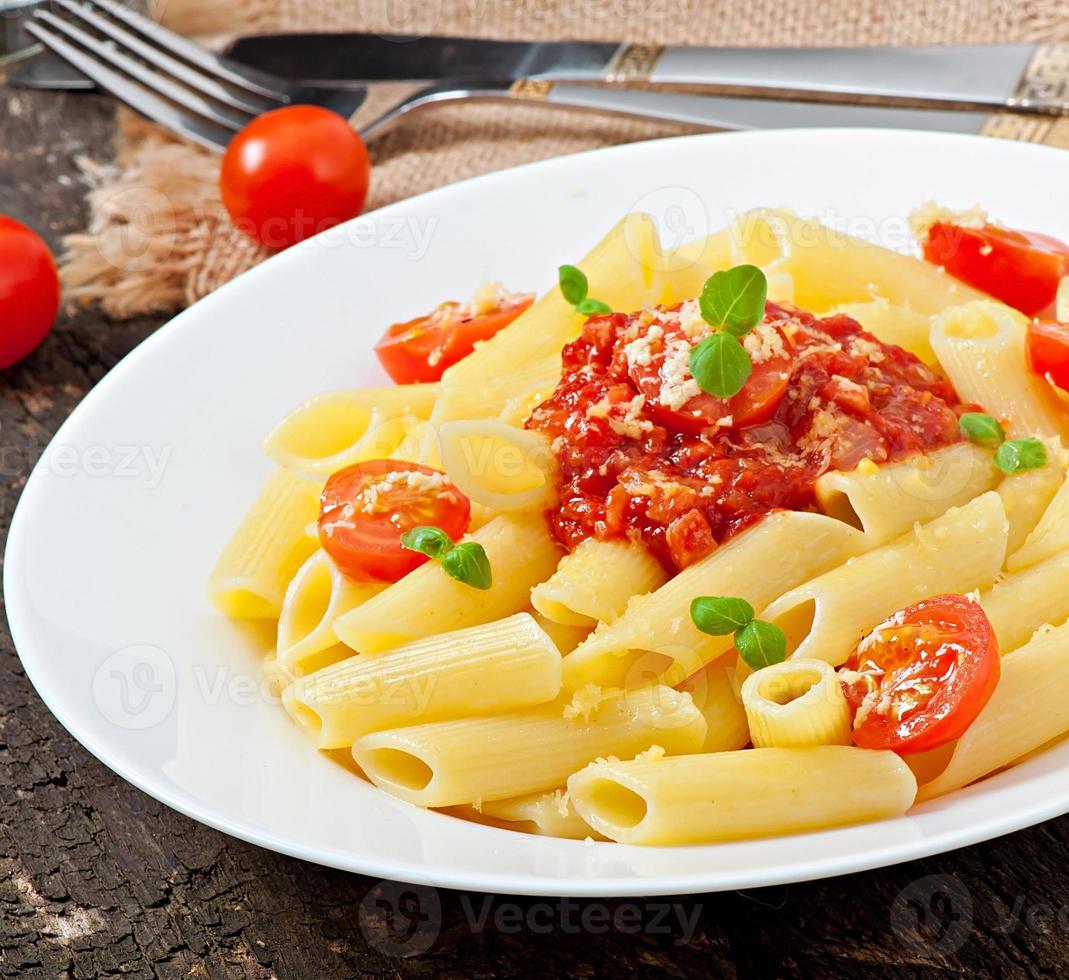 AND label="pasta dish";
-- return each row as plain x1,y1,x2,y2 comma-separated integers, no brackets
207,205,1069,846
